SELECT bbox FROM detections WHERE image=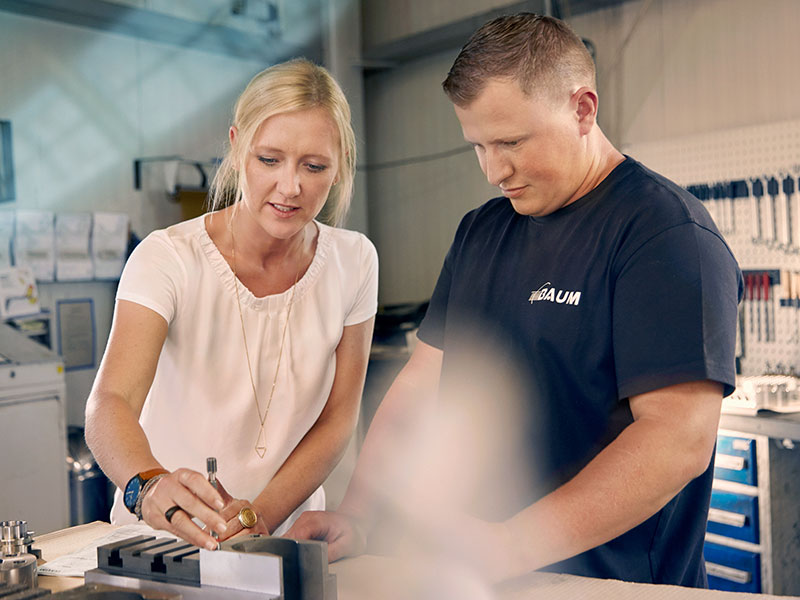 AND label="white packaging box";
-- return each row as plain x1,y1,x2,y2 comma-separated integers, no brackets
55,213,93,281
13,210,55,282
92,212,129,279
